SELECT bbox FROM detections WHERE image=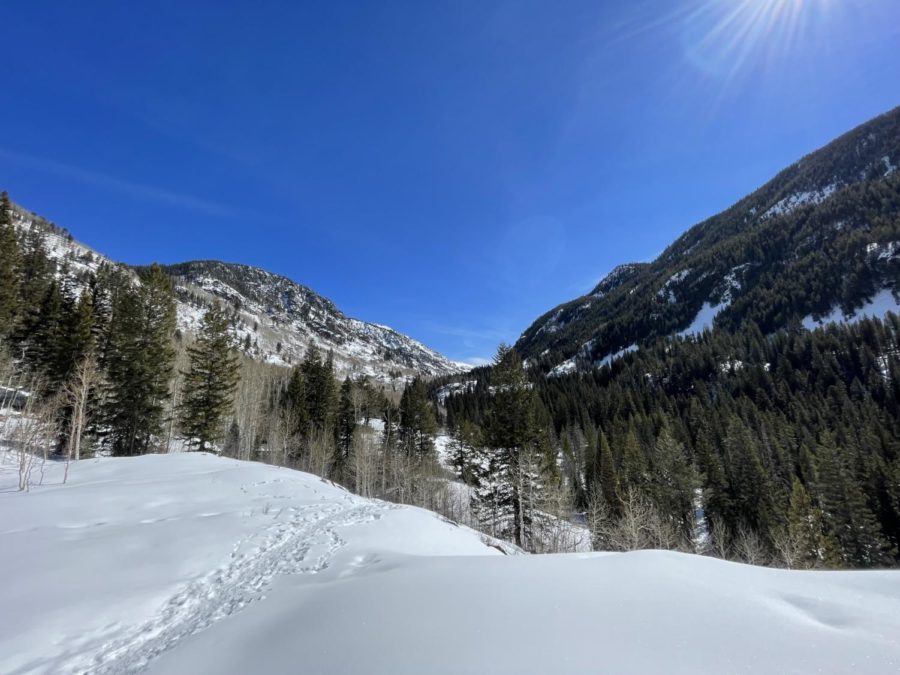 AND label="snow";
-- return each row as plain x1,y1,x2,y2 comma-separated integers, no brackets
762,183,838,220
547,356,577,377
595,343,638,368
802,288,900,330
435,380,477,403
3,452,900,674
657,269,691,304
678,301,726,337
0,452,496,674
